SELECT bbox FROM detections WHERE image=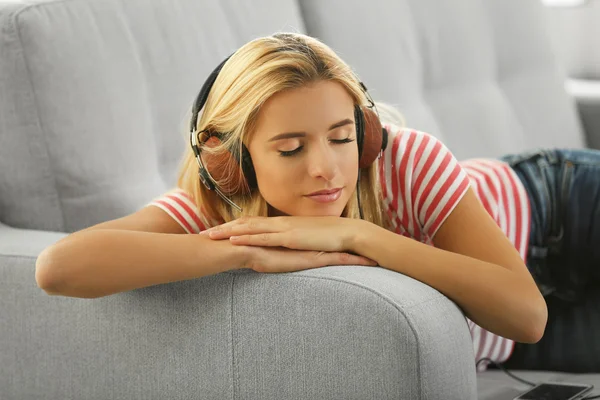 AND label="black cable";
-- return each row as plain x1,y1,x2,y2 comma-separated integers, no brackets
476,358,600,399
476,357,536,387
357,168,364,220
